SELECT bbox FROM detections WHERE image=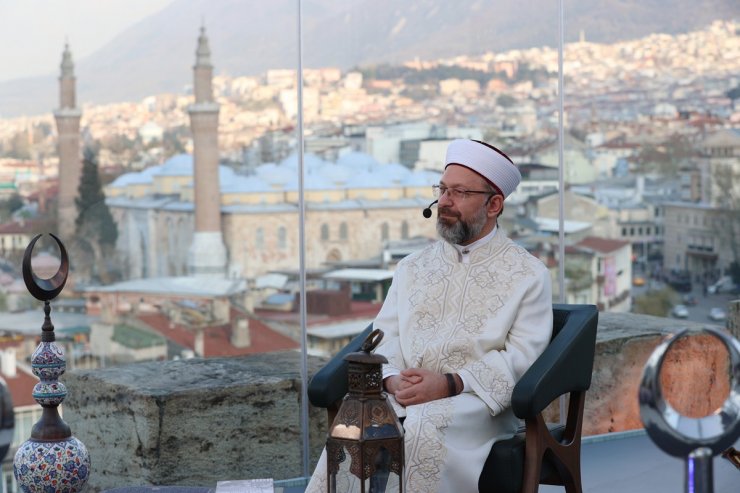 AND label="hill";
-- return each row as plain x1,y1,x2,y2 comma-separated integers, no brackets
1,0,737,117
